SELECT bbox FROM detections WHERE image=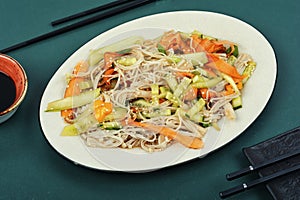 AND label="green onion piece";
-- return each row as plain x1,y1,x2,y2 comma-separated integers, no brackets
157,43,167,54
226,45,239,57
